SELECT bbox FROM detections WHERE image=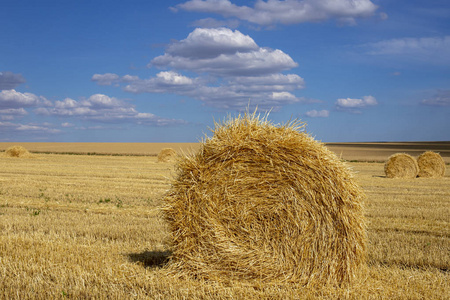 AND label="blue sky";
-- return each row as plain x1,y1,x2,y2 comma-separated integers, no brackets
1,0,449,142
